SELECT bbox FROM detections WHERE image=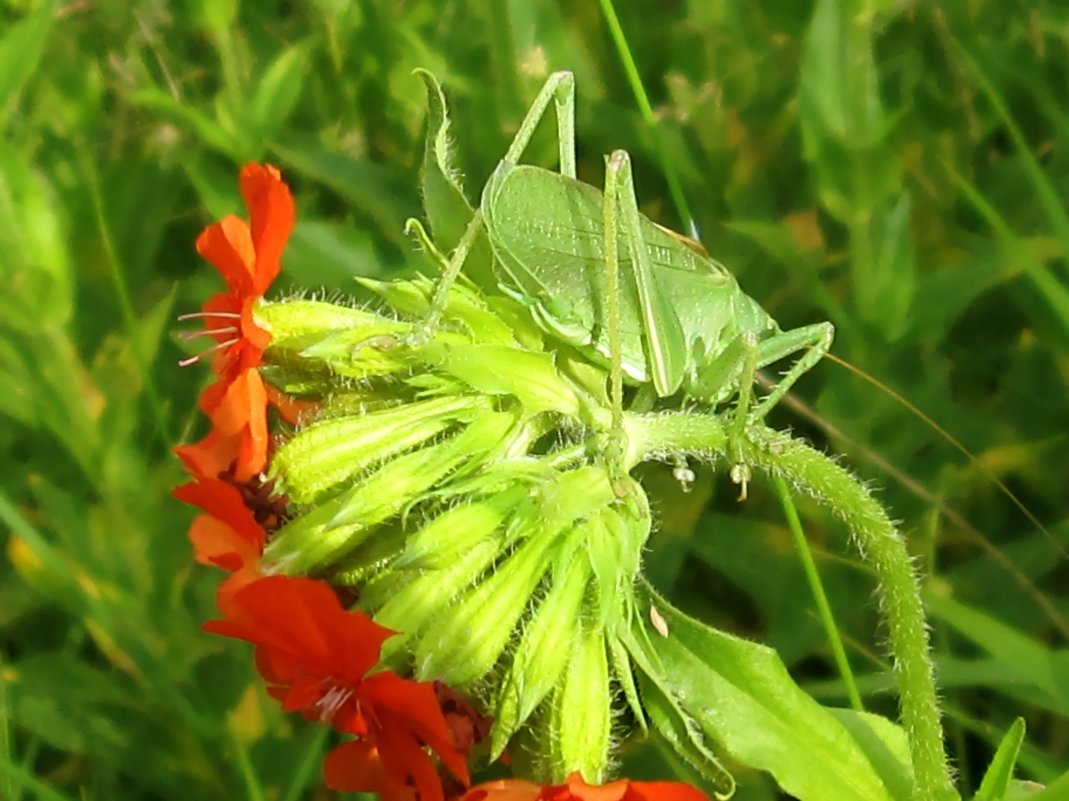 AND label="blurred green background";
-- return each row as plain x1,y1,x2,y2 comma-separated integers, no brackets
1,0,1067,799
